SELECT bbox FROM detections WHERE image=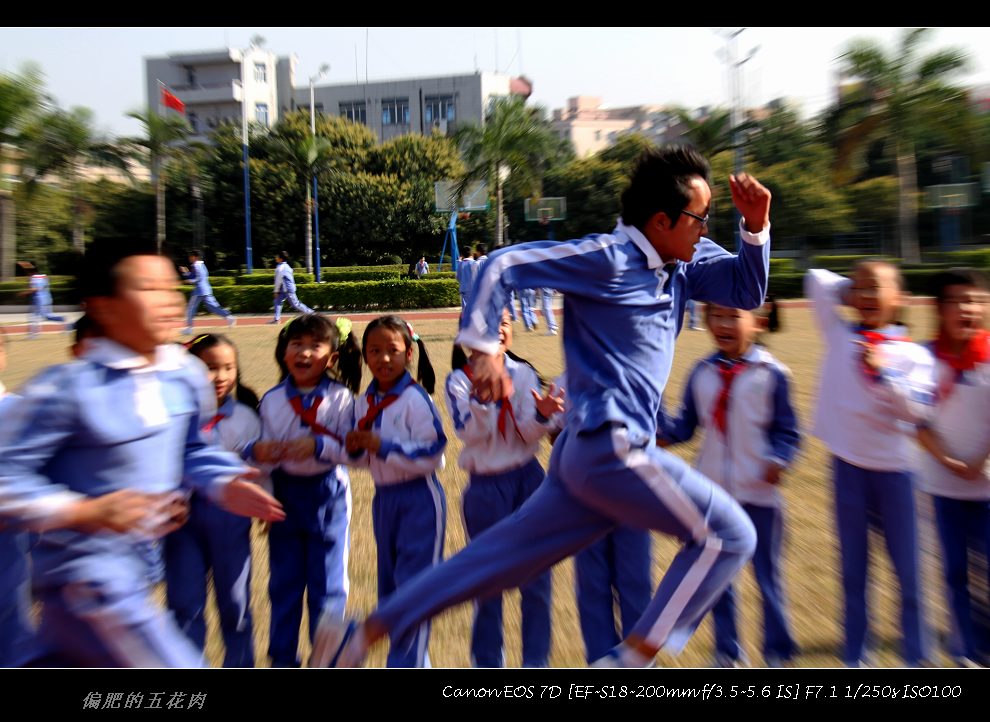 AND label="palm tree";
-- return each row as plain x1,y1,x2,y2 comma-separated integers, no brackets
125,109,191,253
267,134,334,273
21,107,132,252
674,108,736,158
454,96,557,247
833,28,968,263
